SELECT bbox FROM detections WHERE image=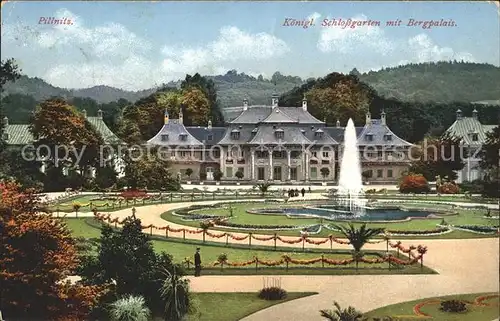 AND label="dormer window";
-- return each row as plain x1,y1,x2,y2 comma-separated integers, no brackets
207,134,213,141
384,134,392,141
251,128,258,137
179,134,187,141
472,133,478,141
314,129,324,139
275,128,284,139
231,129,240,140
161,134,169,141
365,133,374,142
301,129,306,136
